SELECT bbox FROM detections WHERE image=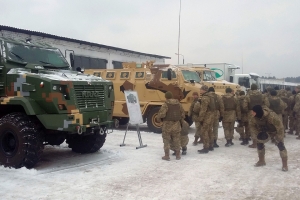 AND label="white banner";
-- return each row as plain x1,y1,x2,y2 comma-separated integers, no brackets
124,90,143,125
